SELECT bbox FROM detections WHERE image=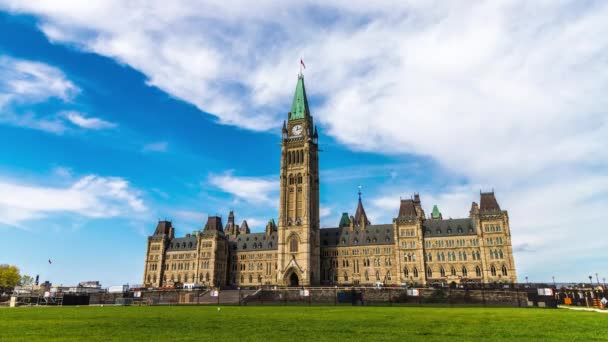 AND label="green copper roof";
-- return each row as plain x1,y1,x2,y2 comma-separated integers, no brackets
339,212,350,227
289,75,310,120
431,205,442,219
